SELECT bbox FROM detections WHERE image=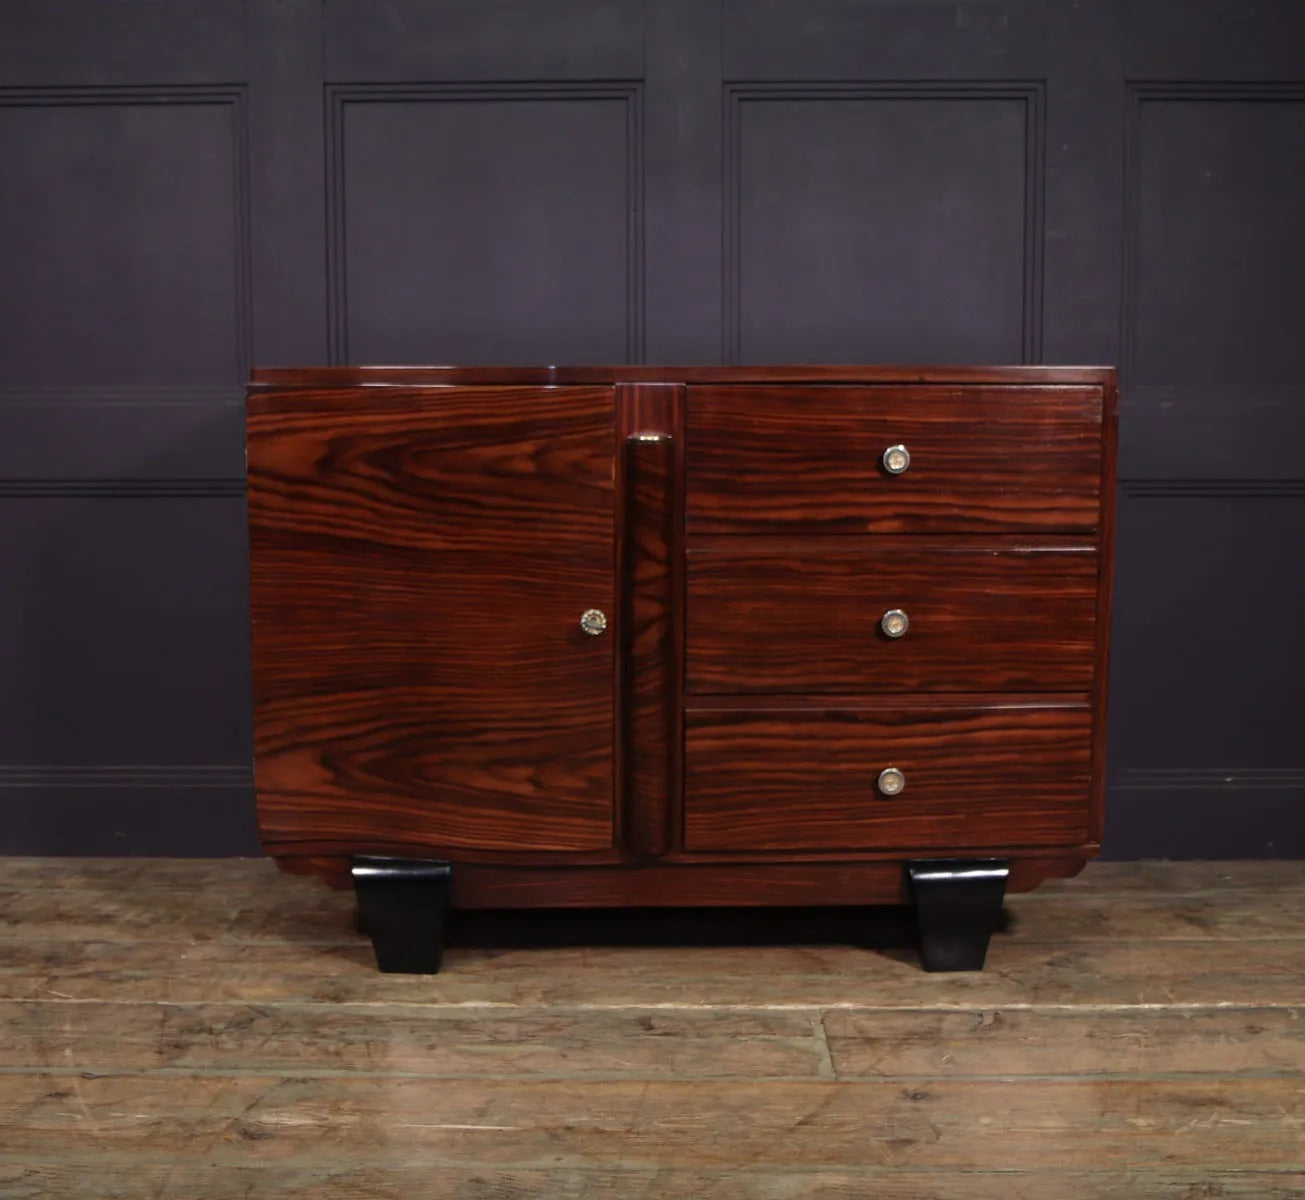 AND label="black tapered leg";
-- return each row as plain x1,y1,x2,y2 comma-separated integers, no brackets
907,859,1009,972
351,856,452,974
